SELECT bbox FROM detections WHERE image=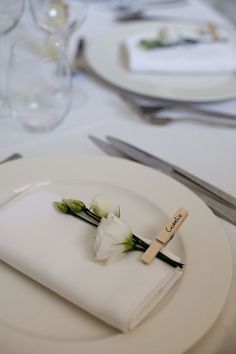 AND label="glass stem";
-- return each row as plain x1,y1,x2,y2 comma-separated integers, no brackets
44,33,67,58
